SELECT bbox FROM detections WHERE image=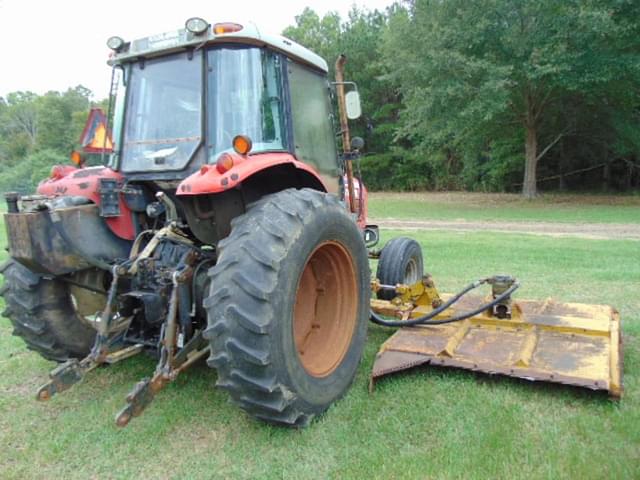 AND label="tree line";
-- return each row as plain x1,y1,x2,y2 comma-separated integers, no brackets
285,0,640,197
1,1,638,197
0,86,105,194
